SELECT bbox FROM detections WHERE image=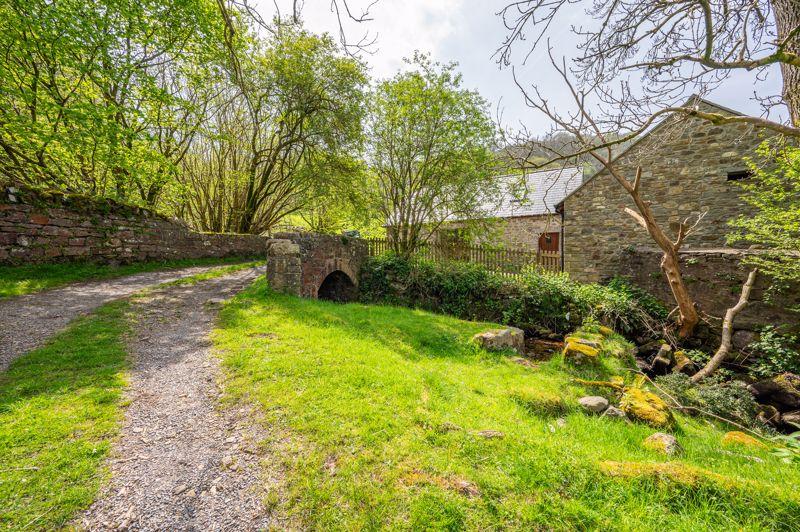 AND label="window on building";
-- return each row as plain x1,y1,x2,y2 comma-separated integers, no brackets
727,170,752,181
